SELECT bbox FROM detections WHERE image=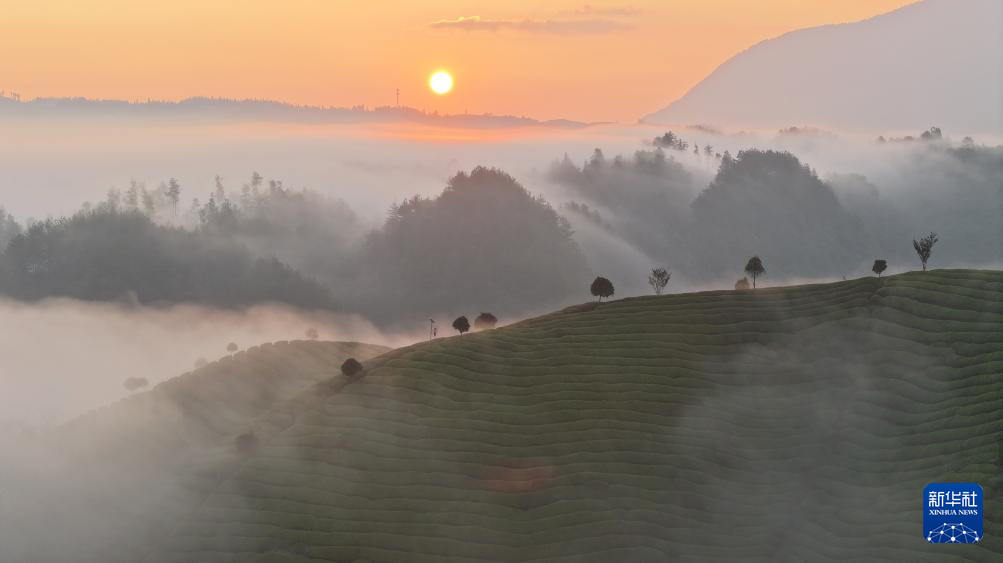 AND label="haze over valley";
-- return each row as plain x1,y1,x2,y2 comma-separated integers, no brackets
1,1,1001,562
